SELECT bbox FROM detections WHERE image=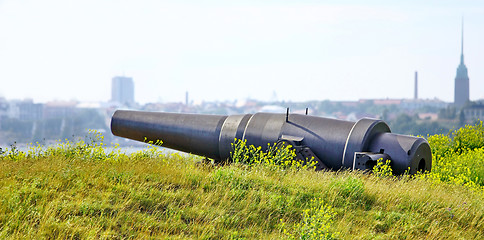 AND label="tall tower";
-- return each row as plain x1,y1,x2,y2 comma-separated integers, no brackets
454,19,470,108
111,76,135,106
414,71,418,100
